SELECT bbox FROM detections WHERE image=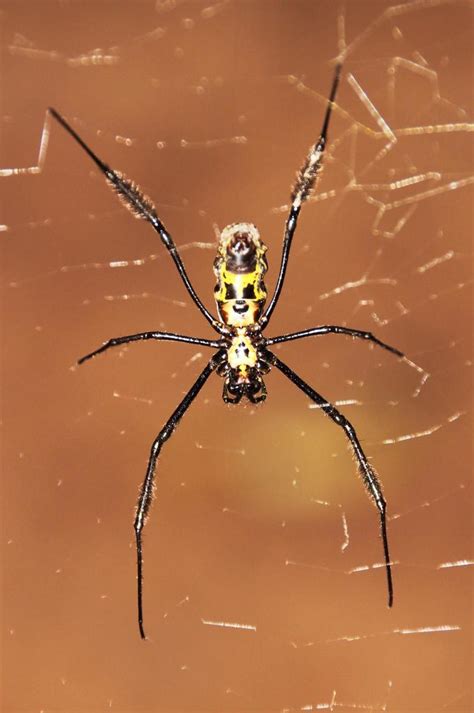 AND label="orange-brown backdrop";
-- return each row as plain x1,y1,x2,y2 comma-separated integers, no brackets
1,1,472,712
